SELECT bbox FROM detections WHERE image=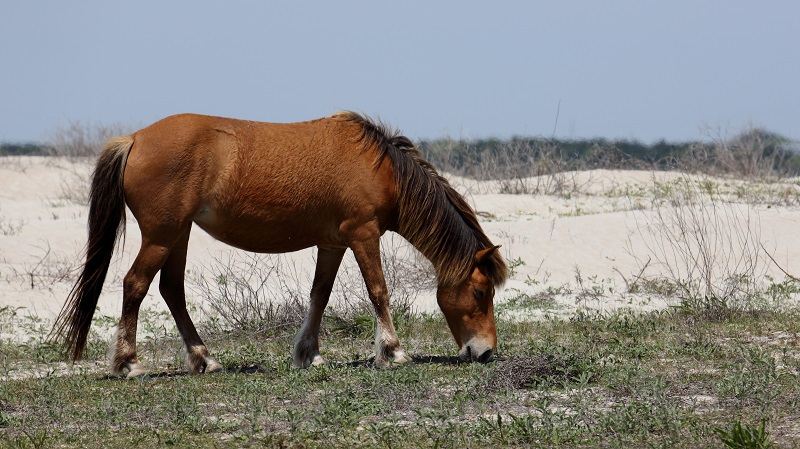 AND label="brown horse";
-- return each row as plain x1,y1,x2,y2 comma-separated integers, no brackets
53,112,507,376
